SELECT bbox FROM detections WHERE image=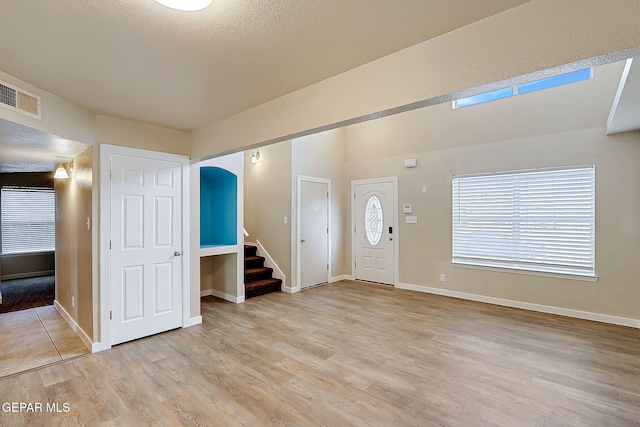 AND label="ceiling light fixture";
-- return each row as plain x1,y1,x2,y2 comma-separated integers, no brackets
153,0,213,11
54,164,69,179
